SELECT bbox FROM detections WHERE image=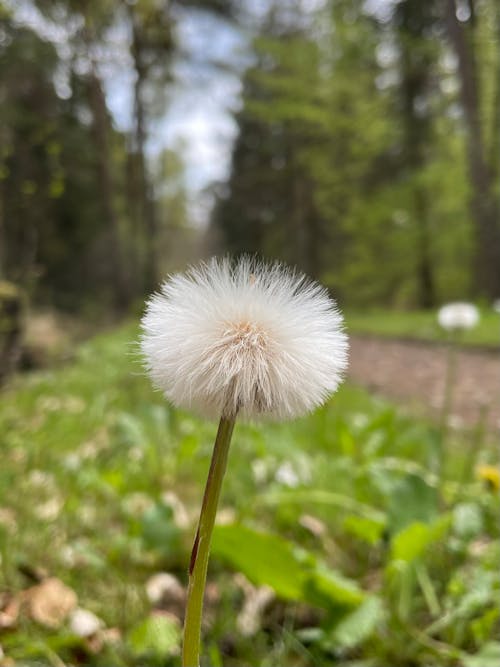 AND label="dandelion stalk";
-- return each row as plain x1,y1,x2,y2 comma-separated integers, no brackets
436,302,479,483
182,415,236,667
140,257,348,665
438,332,459,447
